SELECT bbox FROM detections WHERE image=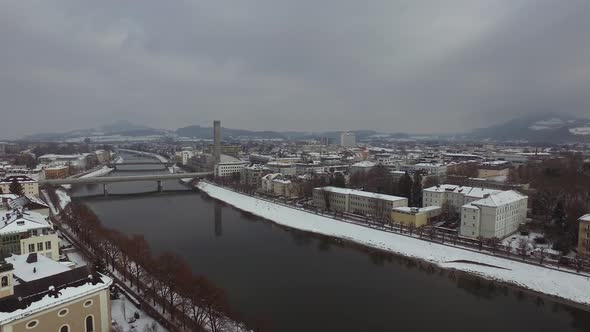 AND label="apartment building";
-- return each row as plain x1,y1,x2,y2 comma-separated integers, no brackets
460,190,527,239
340,132,356,147
0,254,112,332
241,164,271,187
579,215,590,258
0,210,59,260
260,173,301,198
422,184,502,213
0,176,39,197
477,161,510,180
313,187,408,220
214,155,247,177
